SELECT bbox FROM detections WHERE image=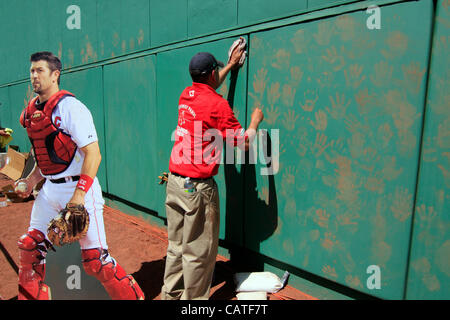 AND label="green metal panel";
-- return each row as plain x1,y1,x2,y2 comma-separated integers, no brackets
188,0,238,38
0,87,11,131
238,0,307,26
307,0,355,10
60,68,108,191
246,0,433,299
103,55,158,209
7,83,33,152
0,0,50,84
47,0,99,69
150,0,188,47
45,0,66,62
97,0,150,59
155,37,248,245
406,0,450,299
154,50,186,218
0,2,13,85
